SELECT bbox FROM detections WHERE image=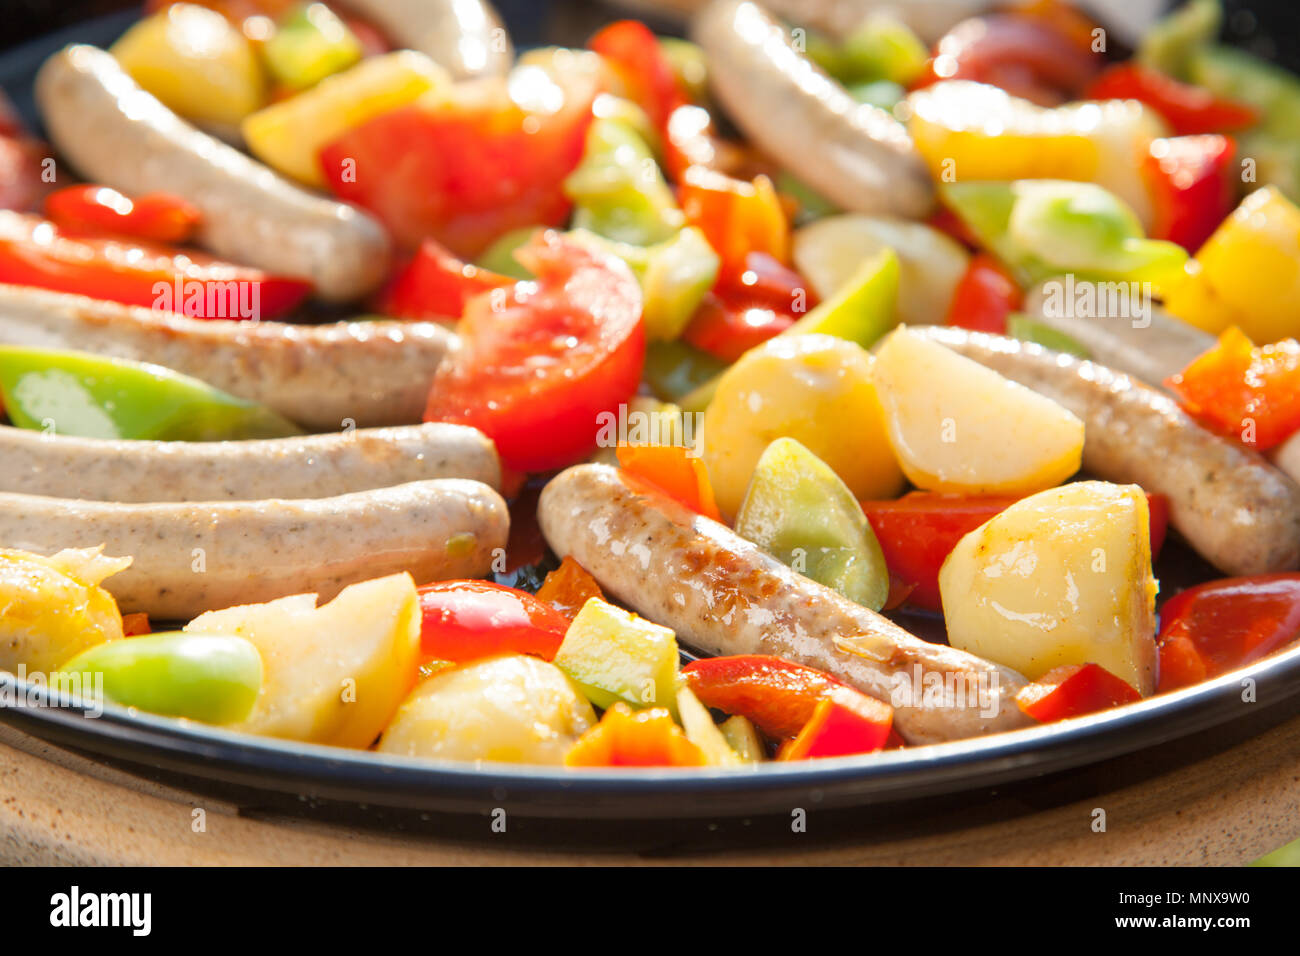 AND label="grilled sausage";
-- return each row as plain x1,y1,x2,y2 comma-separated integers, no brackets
333,0,512,78
35,45,391,301
0,422,499,501
538,463,1032,745
910,326,1300,575
0,286,454,429
691,0,933,218
0,479,507,619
